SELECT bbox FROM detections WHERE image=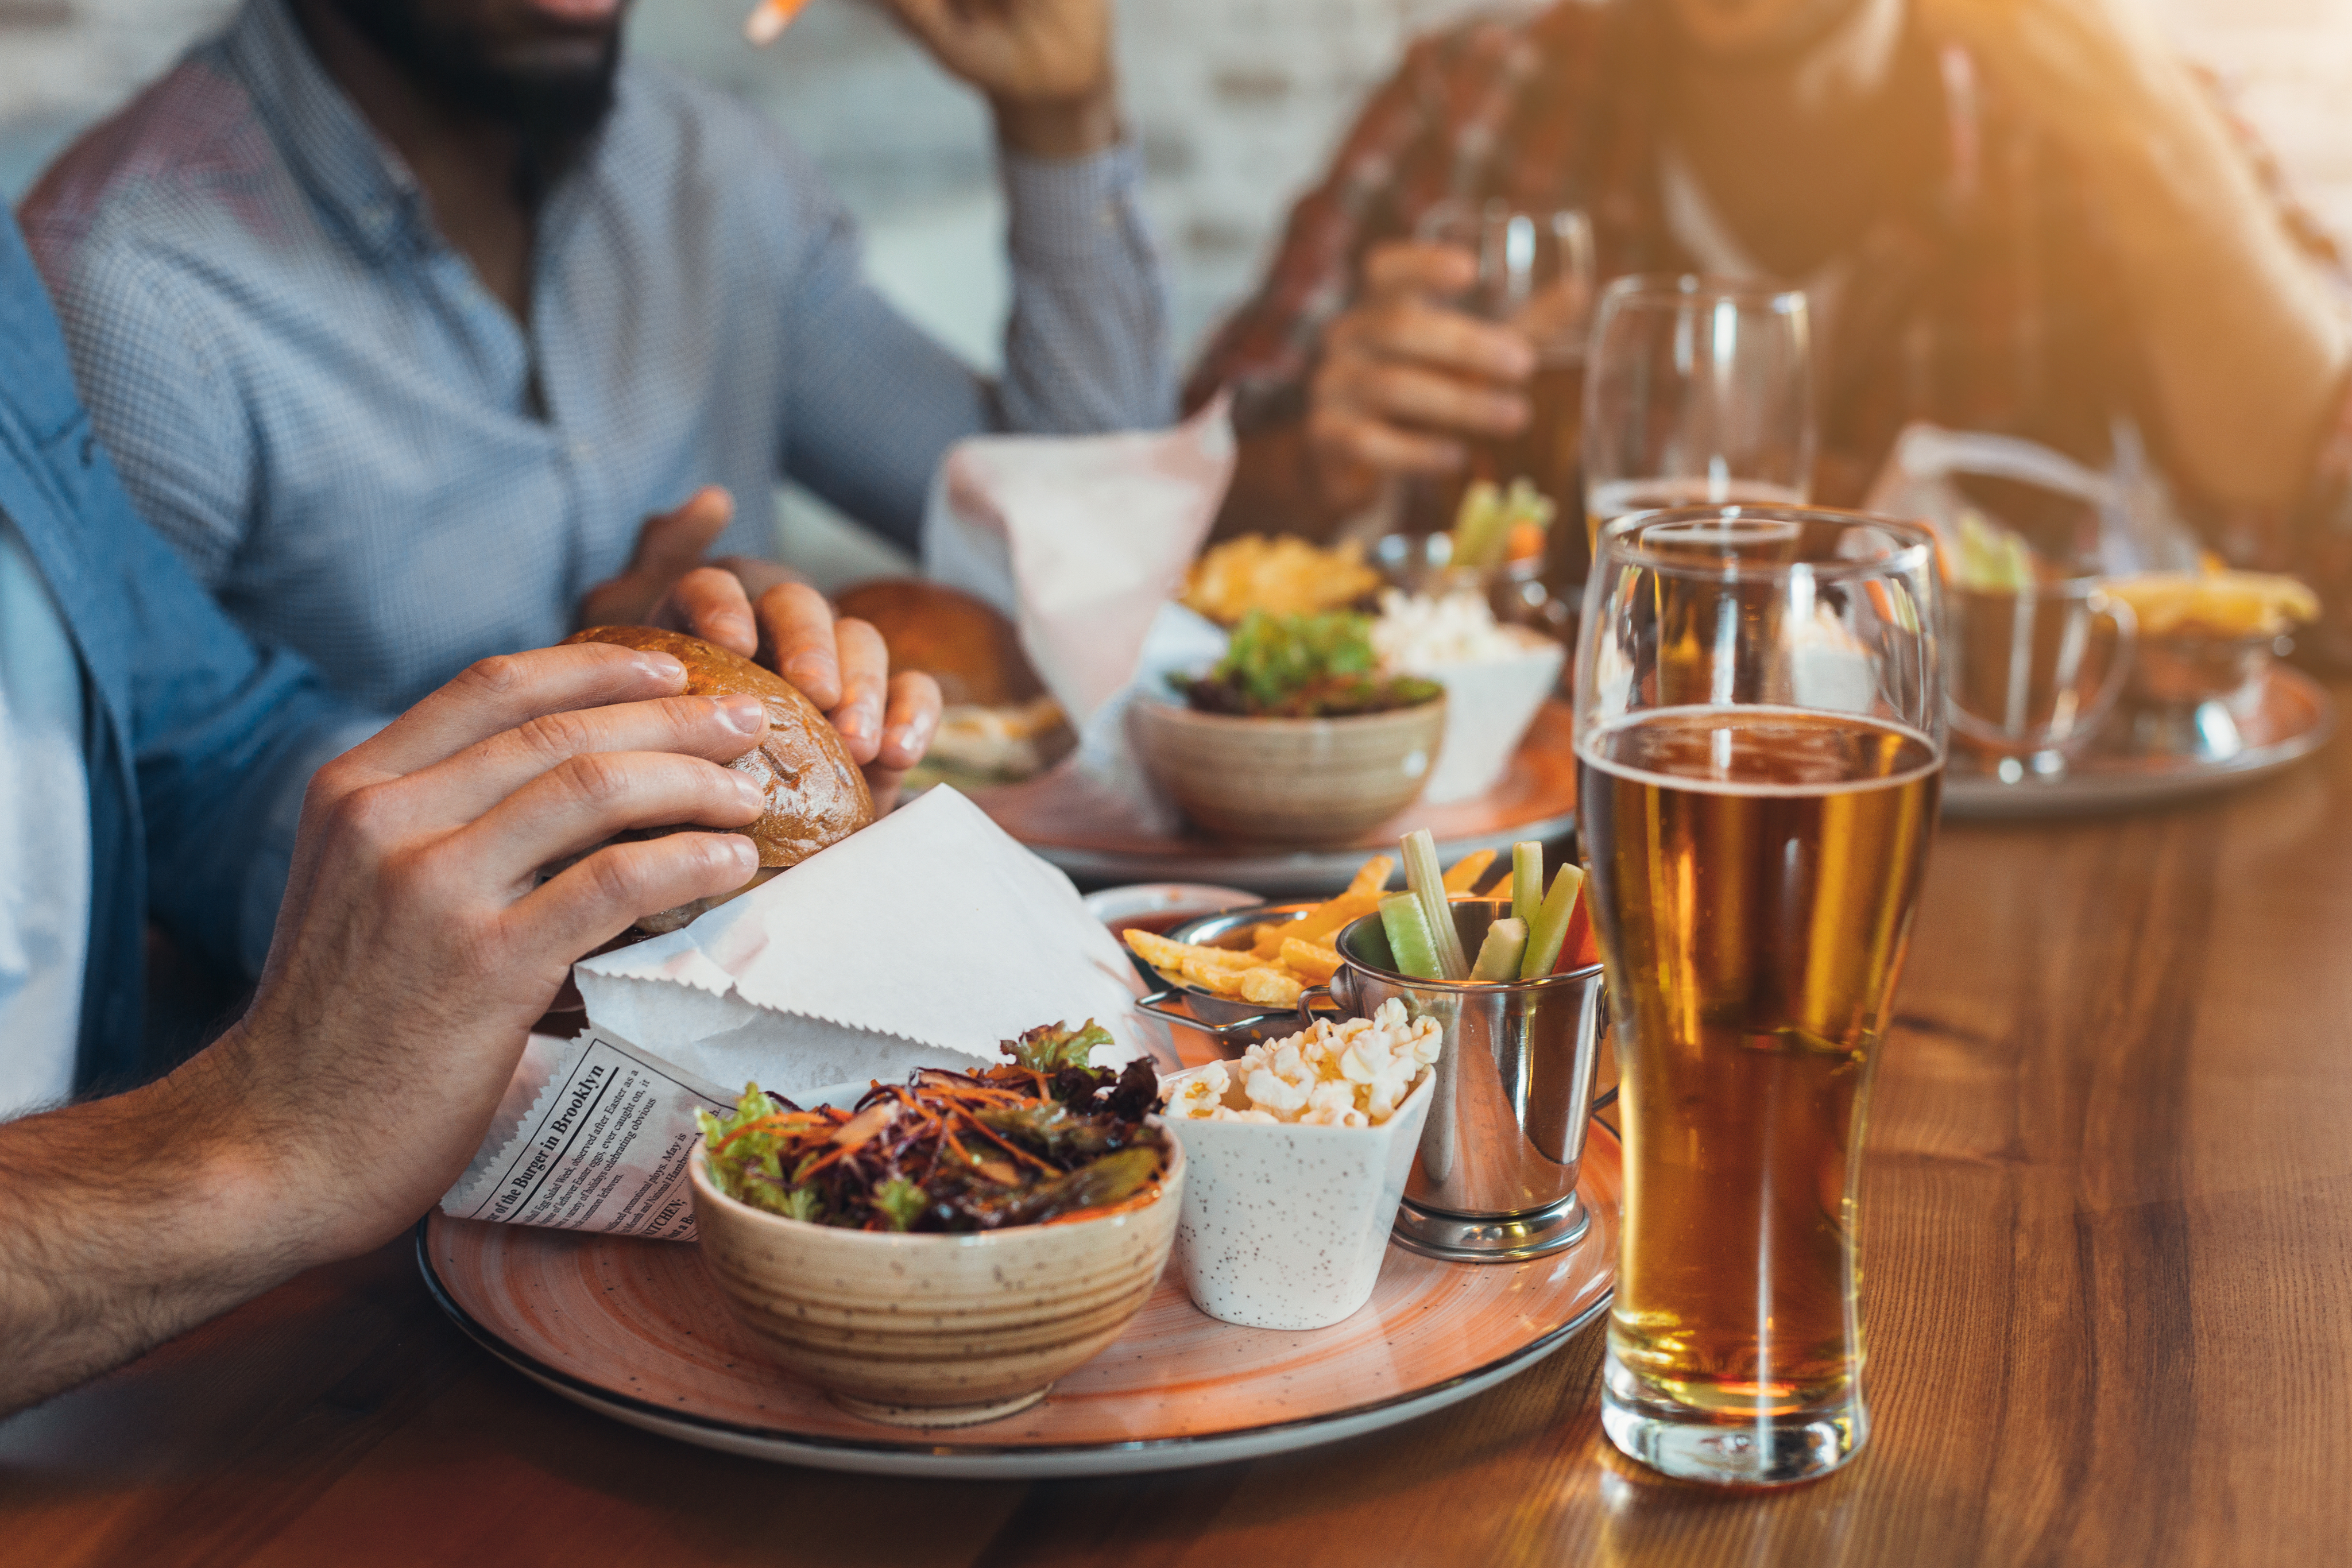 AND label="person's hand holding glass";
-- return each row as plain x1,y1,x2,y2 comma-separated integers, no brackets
1583,277,1816,553
1573,504,1945,1485
1305,203,1594,537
